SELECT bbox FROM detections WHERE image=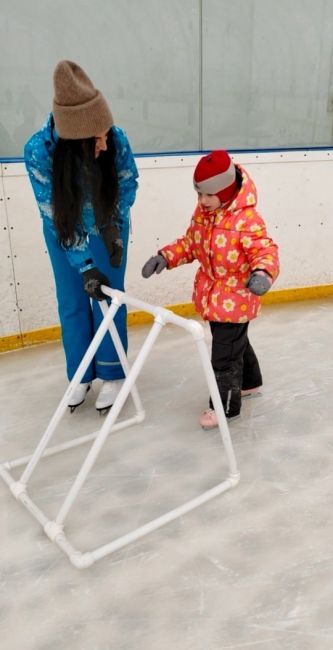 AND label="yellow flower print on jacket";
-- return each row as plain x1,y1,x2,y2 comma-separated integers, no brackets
223,299,236,312
227,249,239,263
215,233,227,248
246,192,256,205
216,266,227,277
